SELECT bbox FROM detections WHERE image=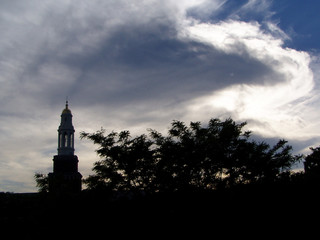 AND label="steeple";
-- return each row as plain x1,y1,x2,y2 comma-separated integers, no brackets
48,100,82,194
58,100,75,155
